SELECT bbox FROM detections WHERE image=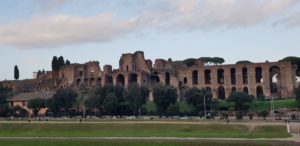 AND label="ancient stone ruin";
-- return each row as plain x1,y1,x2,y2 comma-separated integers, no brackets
1,51,299,99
